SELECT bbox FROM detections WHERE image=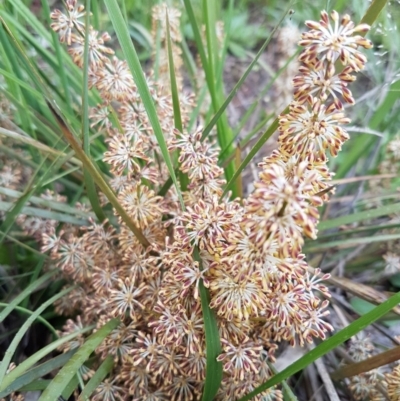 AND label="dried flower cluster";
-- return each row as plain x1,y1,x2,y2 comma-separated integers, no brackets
341,335,400,401
345,337,388,401
21,3,374,400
